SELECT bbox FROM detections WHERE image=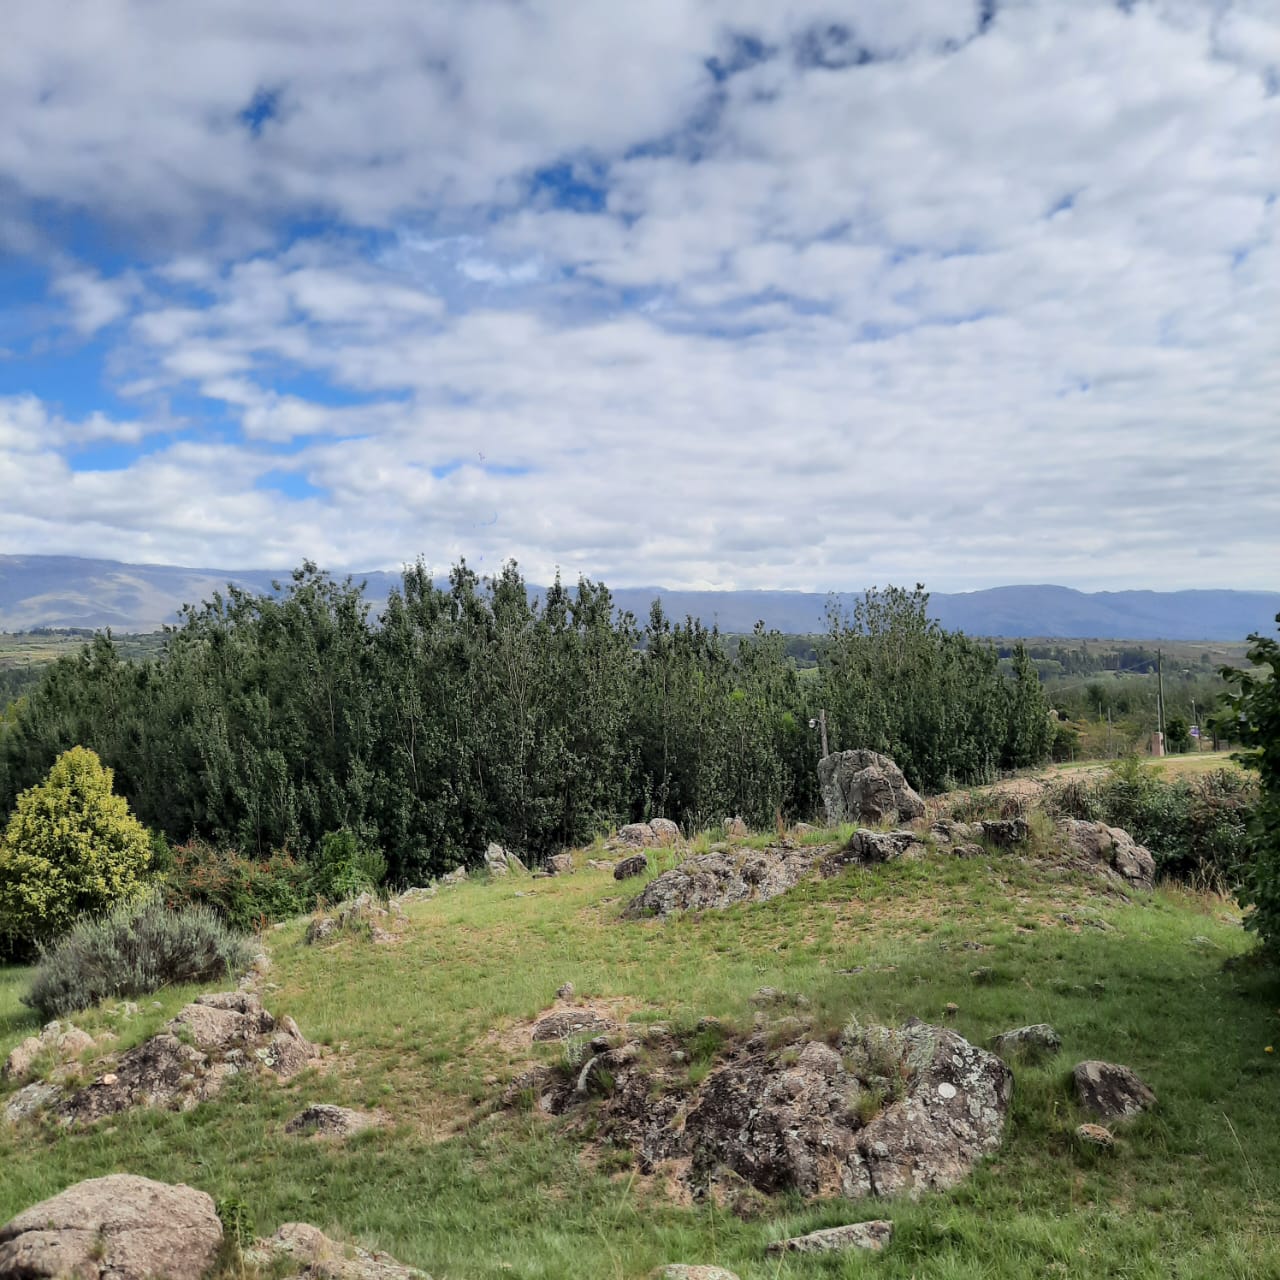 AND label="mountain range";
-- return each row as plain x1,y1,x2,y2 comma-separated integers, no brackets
0,555,1276,641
